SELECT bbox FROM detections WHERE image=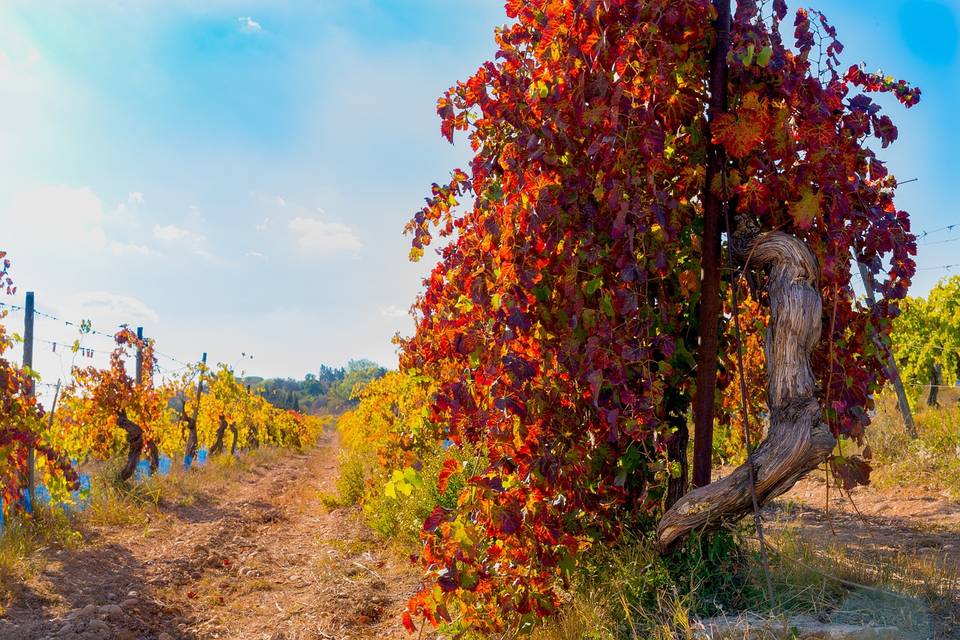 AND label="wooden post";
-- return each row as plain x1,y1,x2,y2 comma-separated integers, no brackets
135,327,160,473
47,380,61,429
856,261,918,438
23,292,36,508
135,327,144,386
193,352,207,421
184,352,207,466
691,0,732,491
